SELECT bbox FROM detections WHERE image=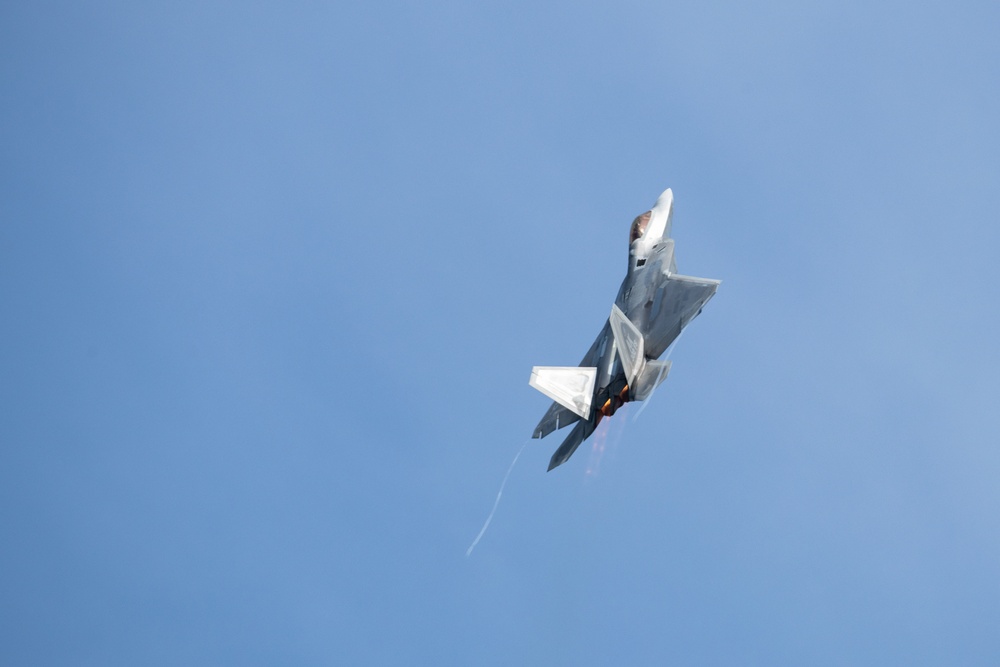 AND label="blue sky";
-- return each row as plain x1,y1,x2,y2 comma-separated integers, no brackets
2,1,1000,664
